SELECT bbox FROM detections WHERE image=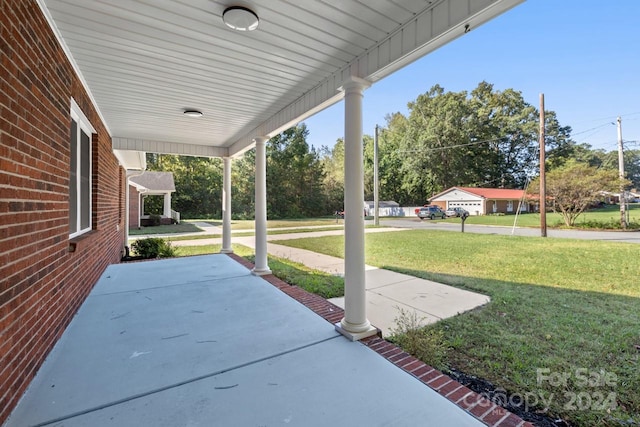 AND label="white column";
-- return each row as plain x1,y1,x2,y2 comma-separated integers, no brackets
335,76,377,341
252,136,271,275
163,192,171,218
221,156,233,253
